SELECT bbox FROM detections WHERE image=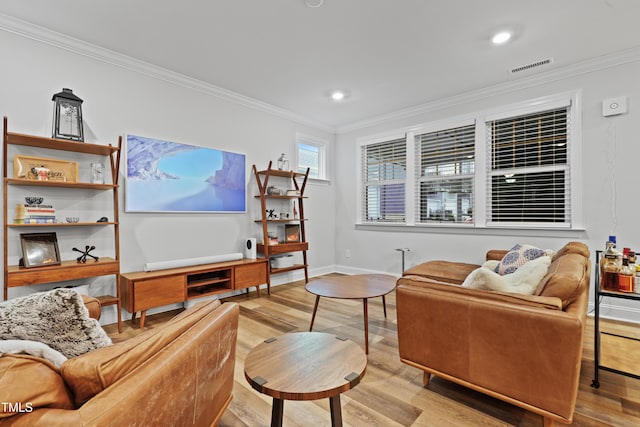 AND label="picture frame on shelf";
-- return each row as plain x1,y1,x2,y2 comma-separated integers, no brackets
19,232,61,268
13,155,79,182
285,224,300,242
